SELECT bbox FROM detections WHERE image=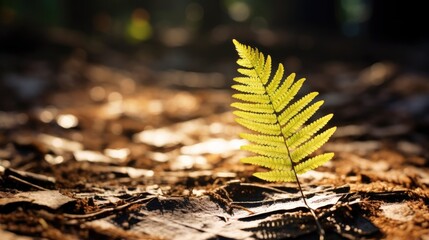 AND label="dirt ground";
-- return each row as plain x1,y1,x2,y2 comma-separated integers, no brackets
1,34,429,239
